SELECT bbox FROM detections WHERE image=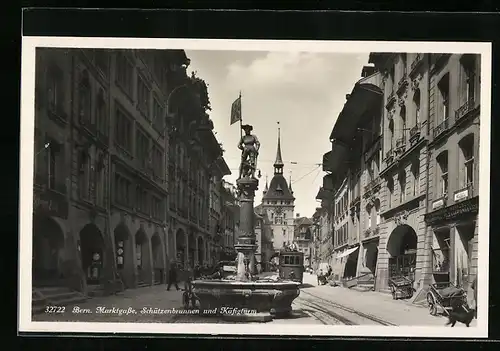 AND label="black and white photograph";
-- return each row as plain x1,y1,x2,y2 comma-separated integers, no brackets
18,37,491,337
